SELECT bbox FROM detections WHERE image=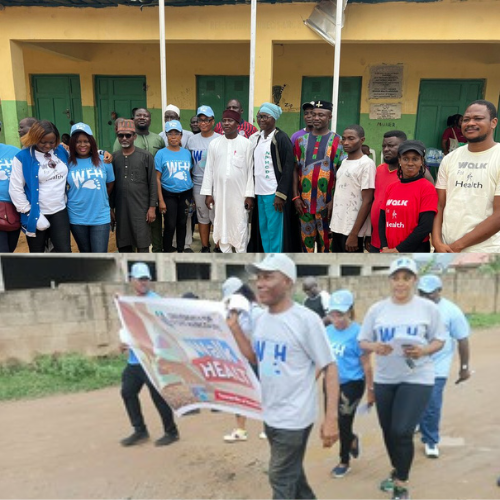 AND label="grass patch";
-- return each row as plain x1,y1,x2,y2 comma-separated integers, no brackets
0,353,125,401
467,313,500,329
